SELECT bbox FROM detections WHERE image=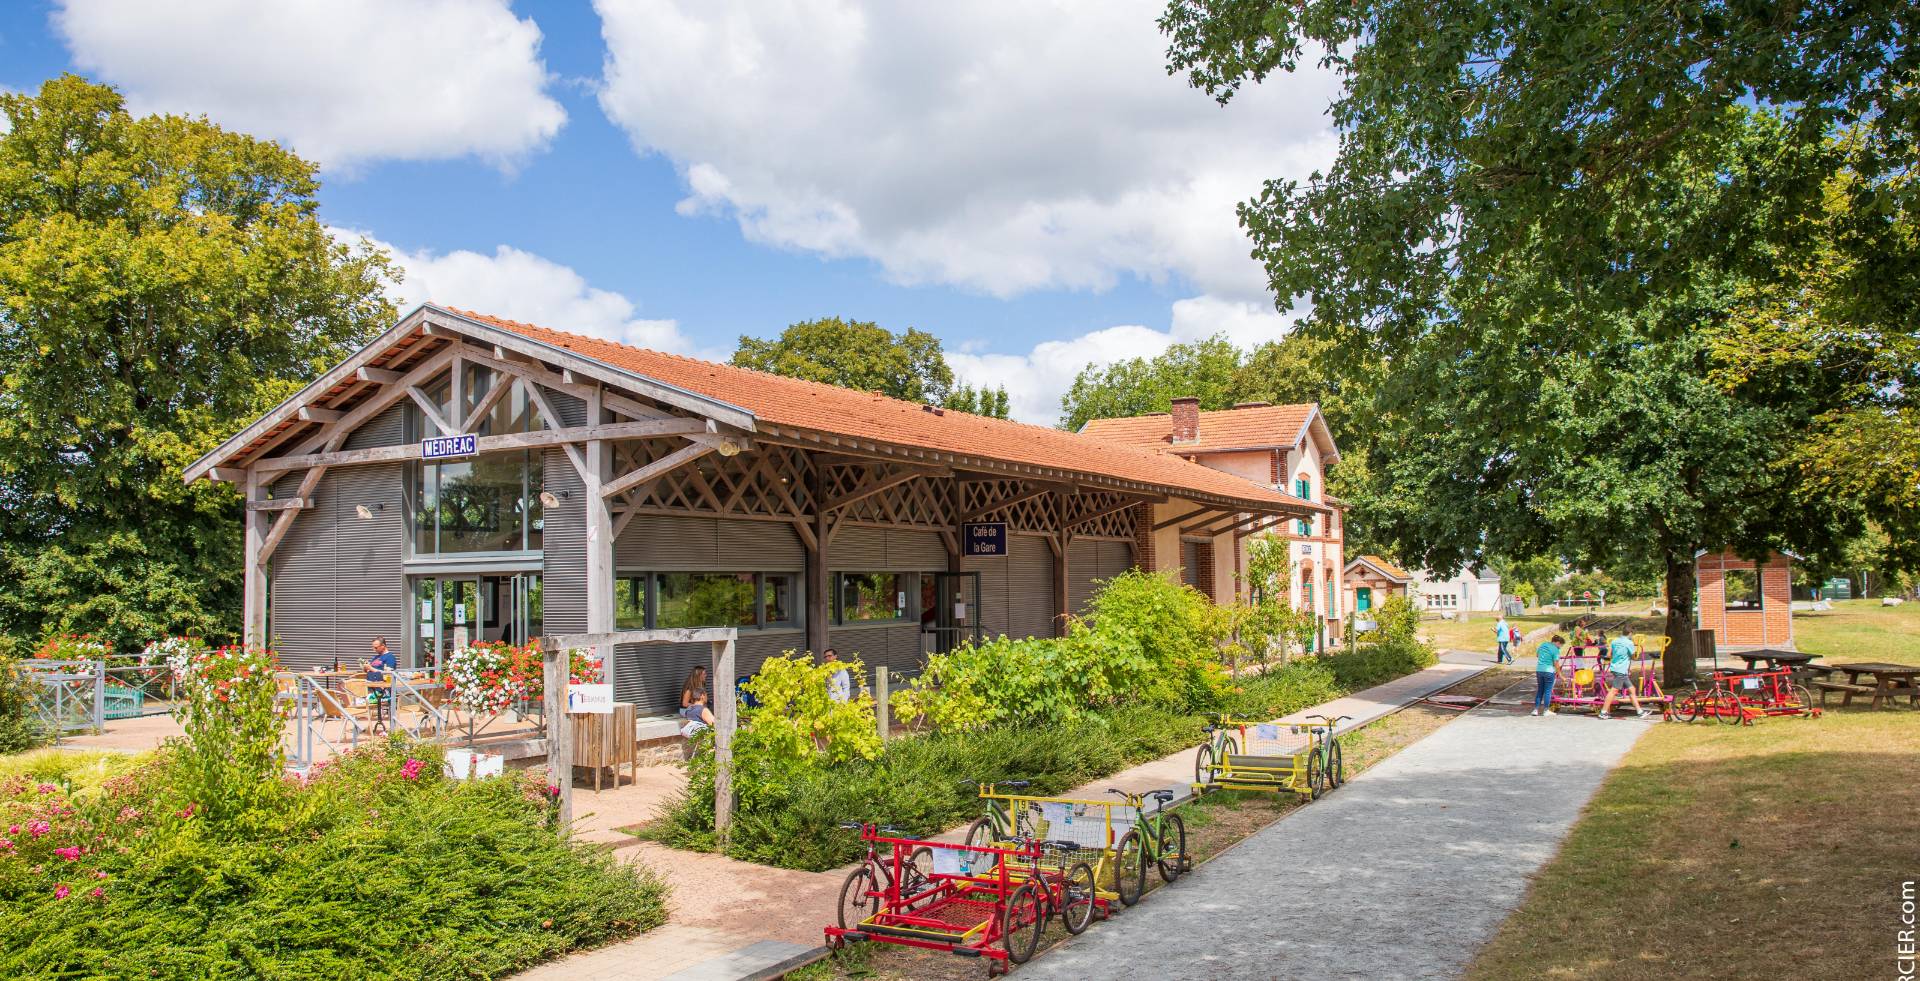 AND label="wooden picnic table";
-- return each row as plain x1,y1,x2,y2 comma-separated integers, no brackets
1802,661,1920,710
1724,649,1819,671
